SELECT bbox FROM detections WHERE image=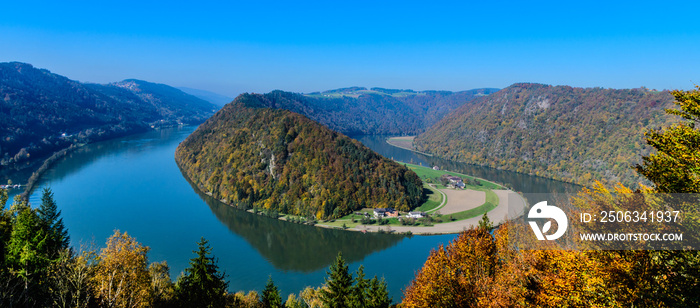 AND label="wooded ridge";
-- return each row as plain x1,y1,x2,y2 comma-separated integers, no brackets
175,93,424,220
0,62,218,172
415,83,677,188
